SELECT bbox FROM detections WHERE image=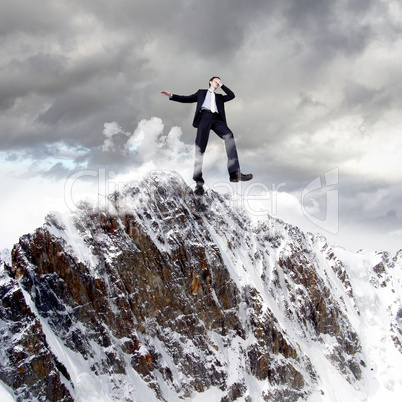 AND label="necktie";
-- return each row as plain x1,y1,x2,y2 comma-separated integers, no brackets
211,91,216,113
